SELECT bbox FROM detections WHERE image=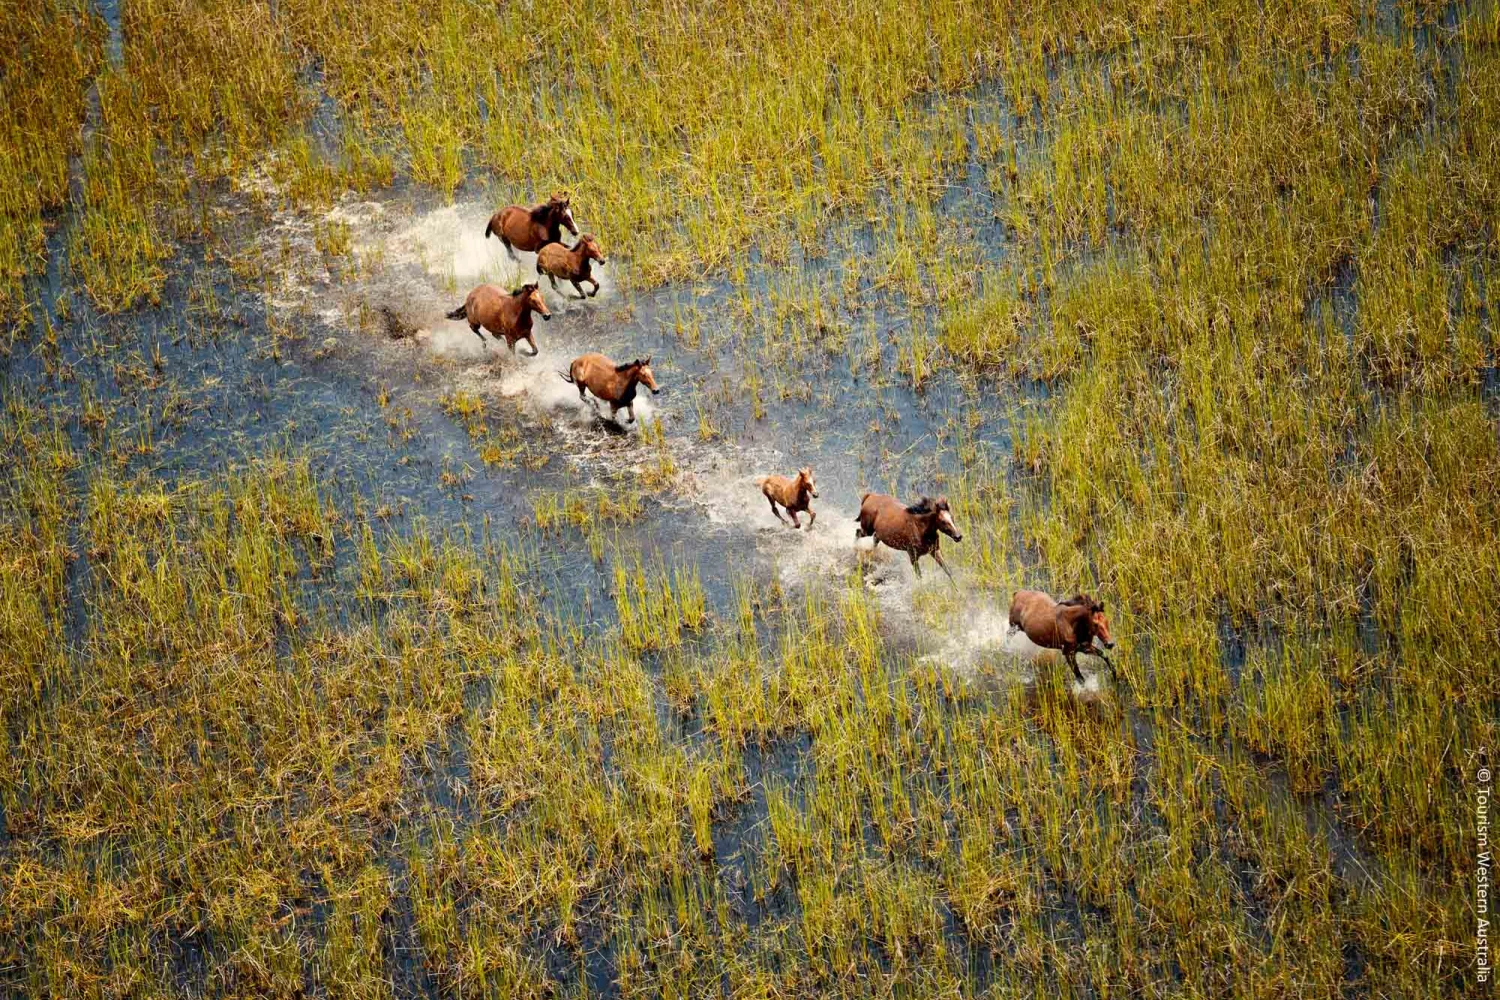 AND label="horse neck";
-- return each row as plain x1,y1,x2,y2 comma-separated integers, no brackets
542,210,566,242
1055,604,1088,641
507,297,533,326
